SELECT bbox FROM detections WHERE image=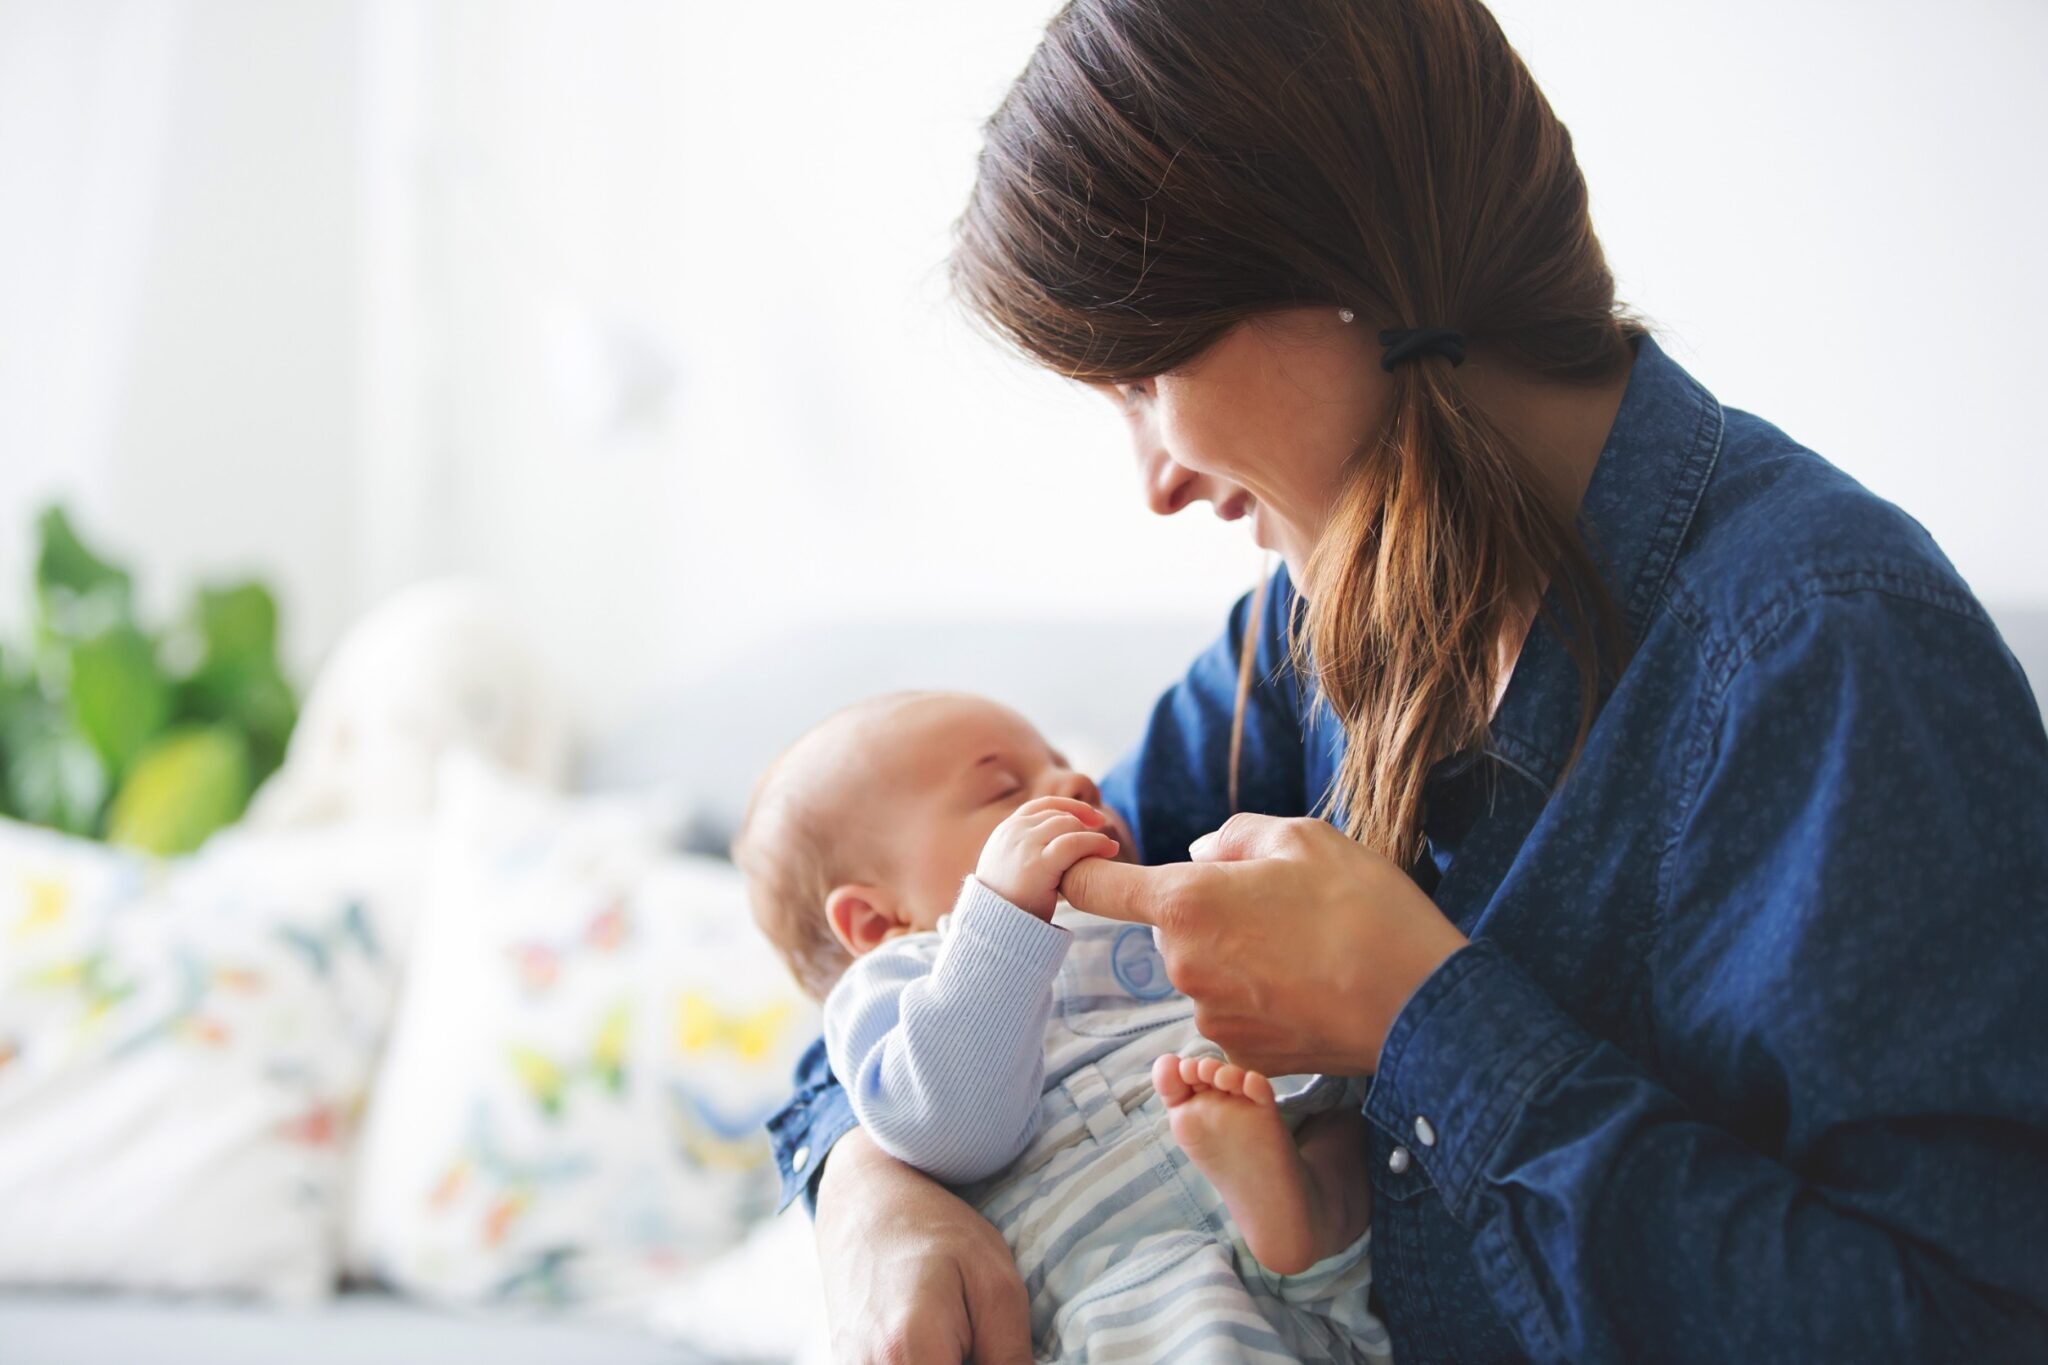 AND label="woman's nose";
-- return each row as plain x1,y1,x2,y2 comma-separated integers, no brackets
1141,446,1200,517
